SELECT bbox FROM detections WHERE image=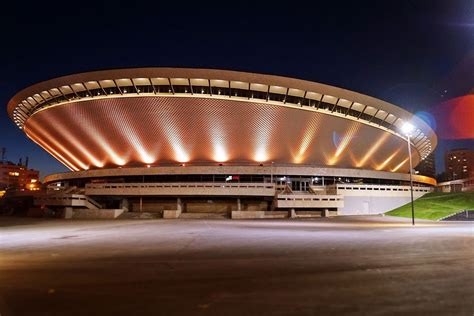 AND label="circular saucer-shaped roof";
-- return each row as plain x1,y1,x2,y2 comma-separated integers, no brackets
7,68,436,173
